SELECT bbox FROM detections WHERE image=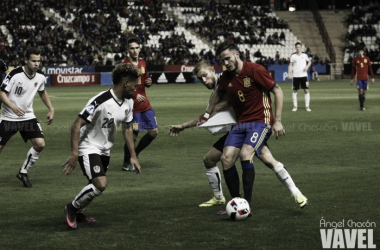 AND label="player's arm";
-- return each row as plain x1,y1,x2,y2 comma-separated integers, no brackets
211,94,230,116
305,58,311,72
270,84,285,139
169,117,199,136
145,73,152,87
122,121,141,174
0,90,25,116
288,62,293,79
201,89,224,123
38,89,54,125
368,60,375,84
350,61,356,85
62,116,87,175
